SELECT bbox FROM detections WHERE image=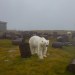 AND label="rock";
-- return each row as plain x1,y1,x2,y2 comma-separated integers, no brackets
67,59,75,74
52,42,63,48
19,42,31,58
12,38,23,45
